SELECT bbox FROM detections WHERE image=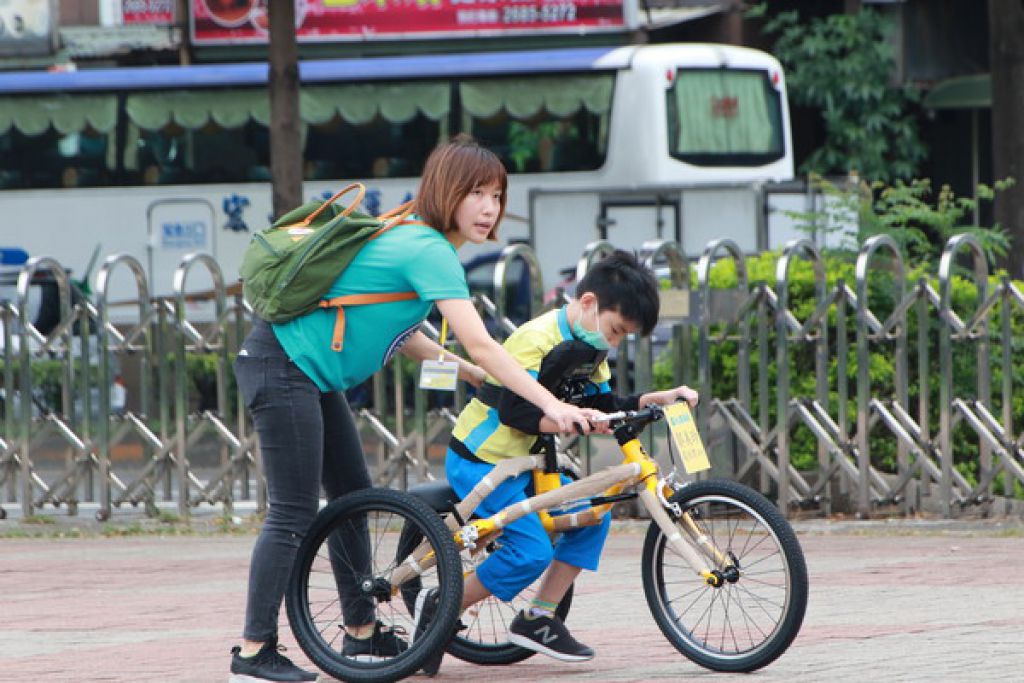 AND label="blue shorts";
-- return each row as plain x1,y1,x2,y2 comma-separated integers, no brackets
445,448,611,602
